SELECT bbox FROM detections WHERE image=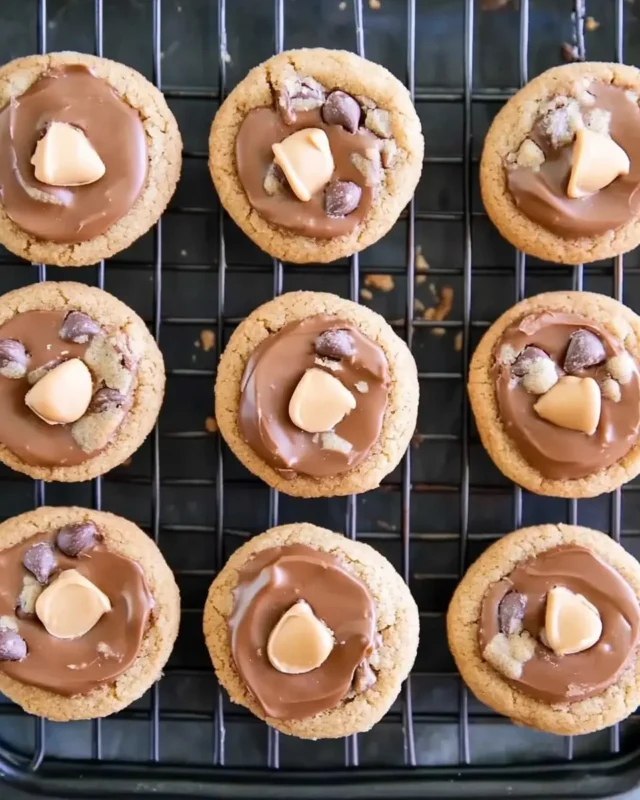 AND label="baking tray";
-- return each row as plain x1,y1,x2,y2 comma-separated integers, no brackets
2,0,640,798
